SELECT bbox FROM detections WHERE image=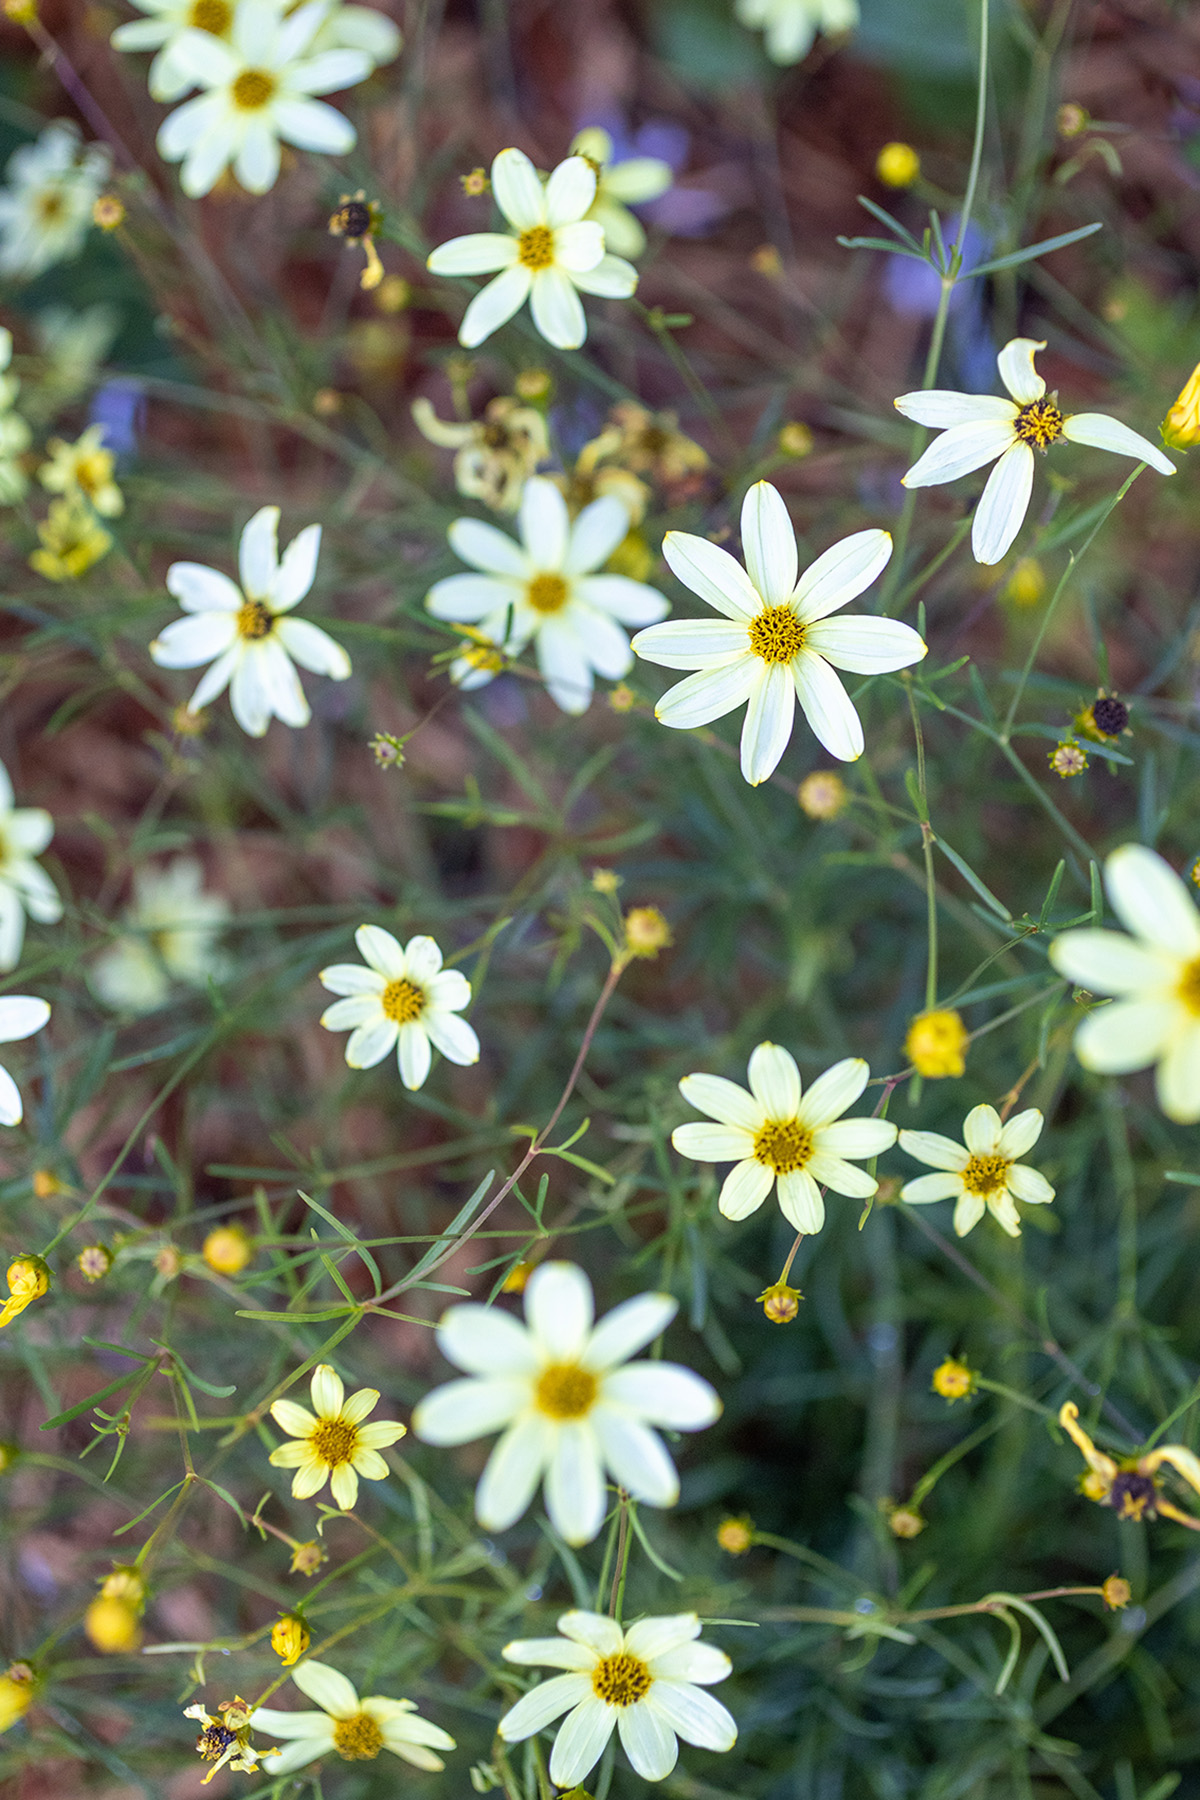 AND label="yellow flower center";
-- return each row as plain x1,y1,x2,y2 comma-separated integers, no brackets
189,0,232,29
310,1417,360,1467
1177,956,1200,1016
591,1651,653,1707
1014,396,1064,451
380,977,425,1024
333,1713,384,1760
960,1153,1010,1197
753,1118,814,1174
527,573,568,614
748,604,805,665
232,69,276,111
237,599,274,640
76,454,109,498
36,190,65,223
517,225,554,270
534,1362,598,1420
